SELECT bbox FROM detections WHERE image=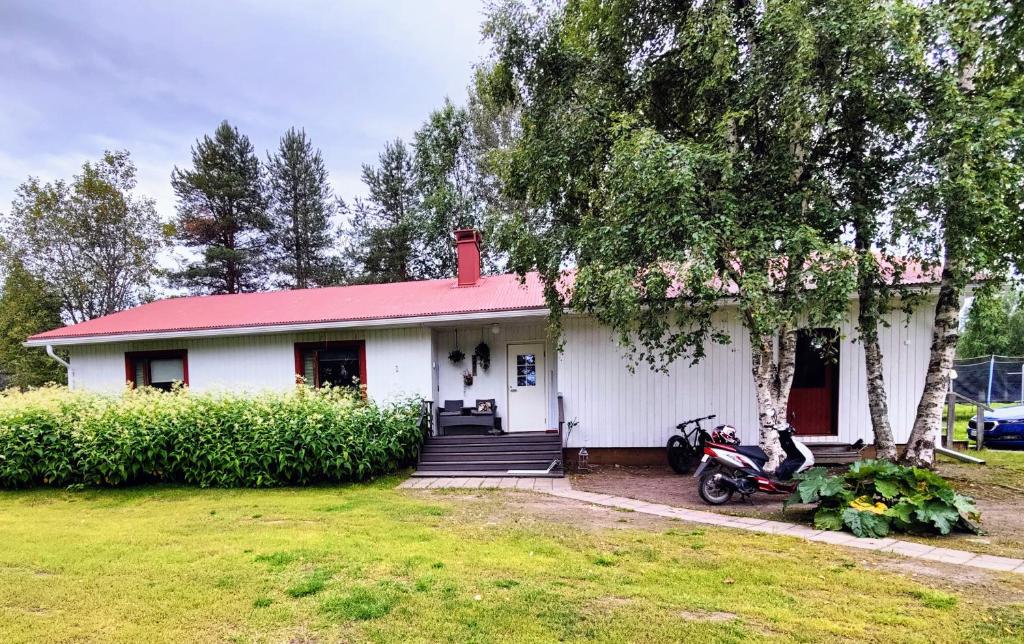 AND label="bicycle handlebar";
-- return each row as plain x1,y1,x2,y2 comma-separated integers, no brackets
676,414,717,429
